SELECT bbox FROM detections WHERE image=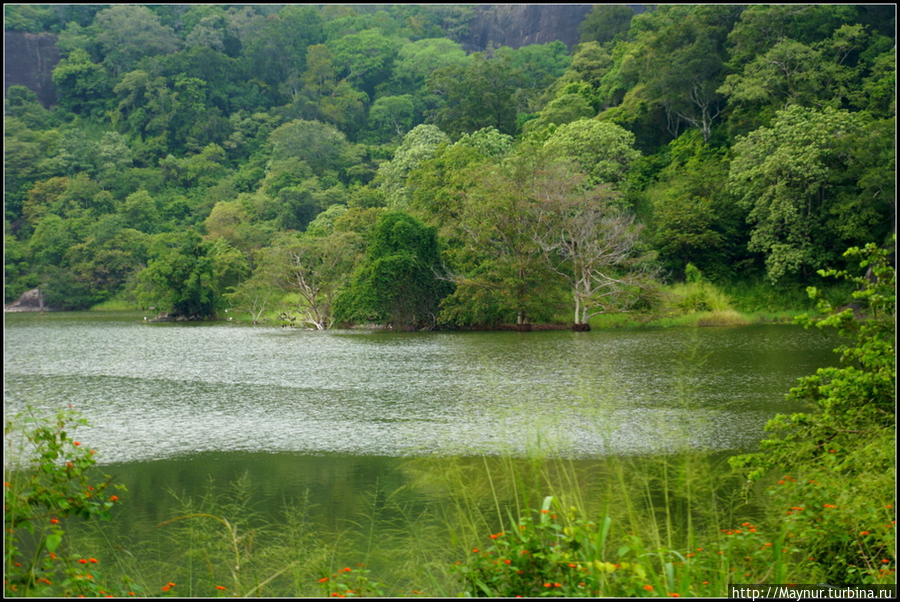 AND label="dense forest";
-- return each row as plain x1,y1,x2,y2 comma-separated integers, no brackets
4,4,896,328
